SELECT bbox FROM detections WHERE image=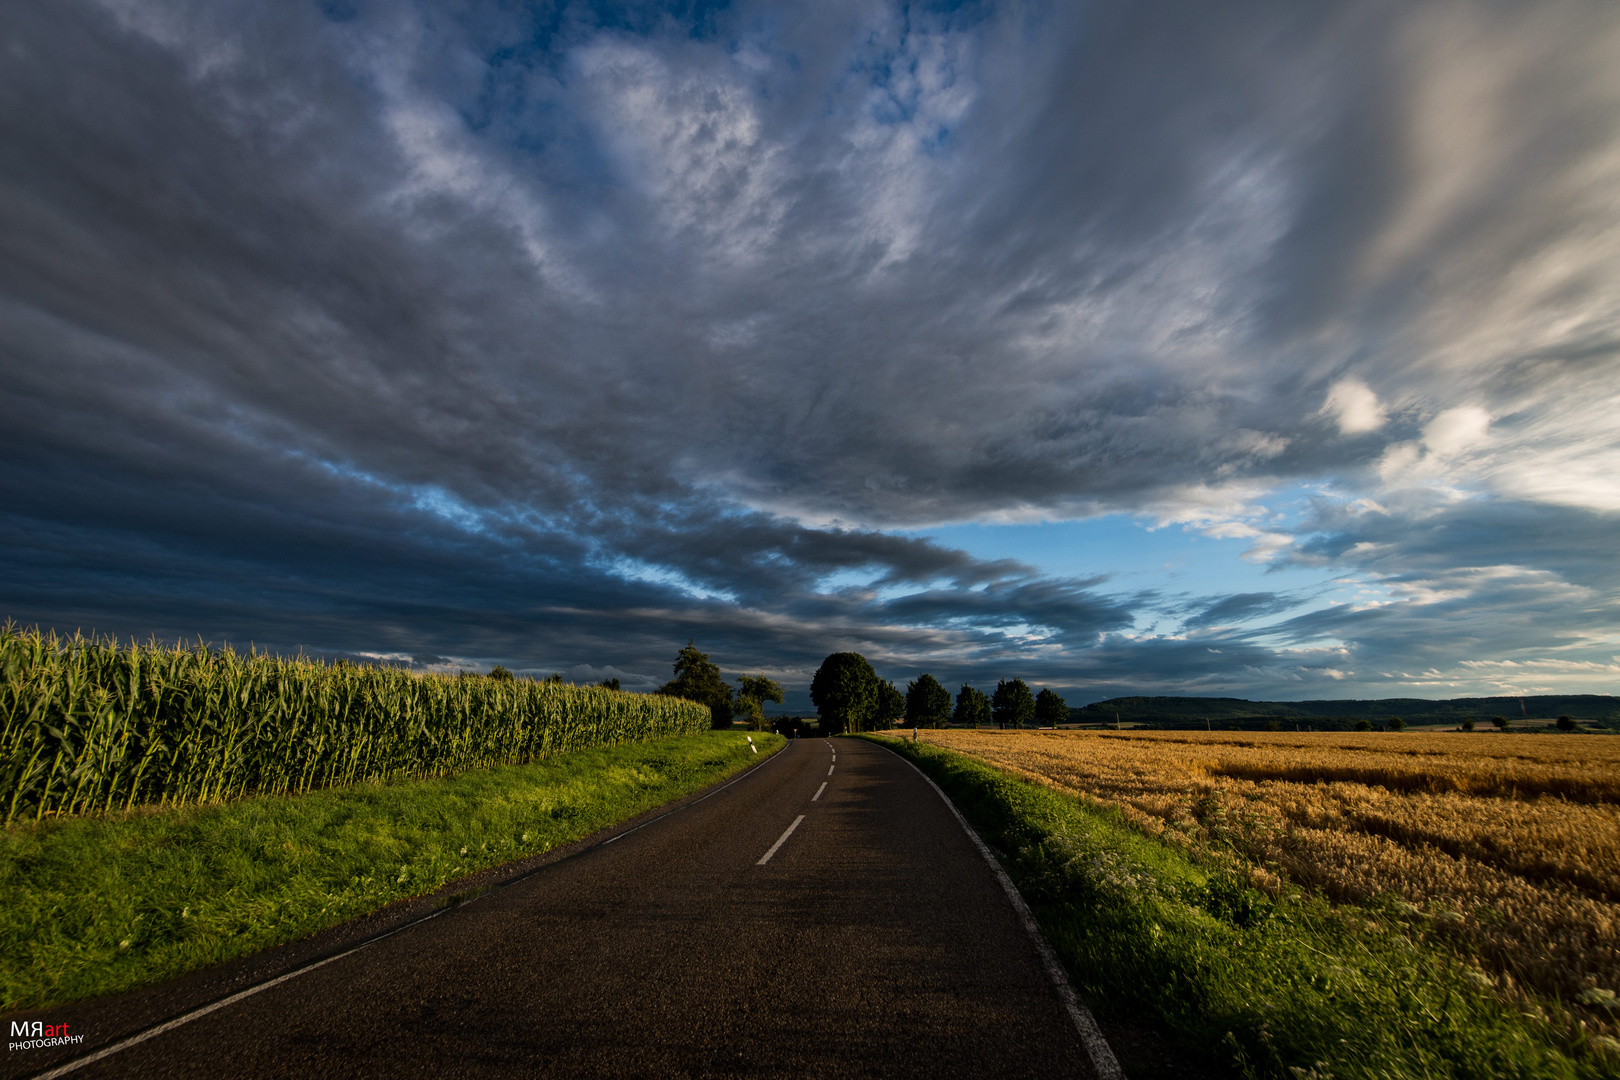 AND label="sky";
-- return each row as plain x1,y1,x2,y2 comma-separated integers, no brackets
3,0,1619,709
